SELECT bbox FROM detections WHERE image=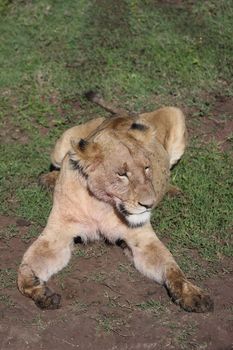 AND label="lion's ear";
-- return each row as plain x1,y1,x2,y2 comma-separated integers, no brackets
128,122,156,145
140,108,187,168
70,138,103,171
